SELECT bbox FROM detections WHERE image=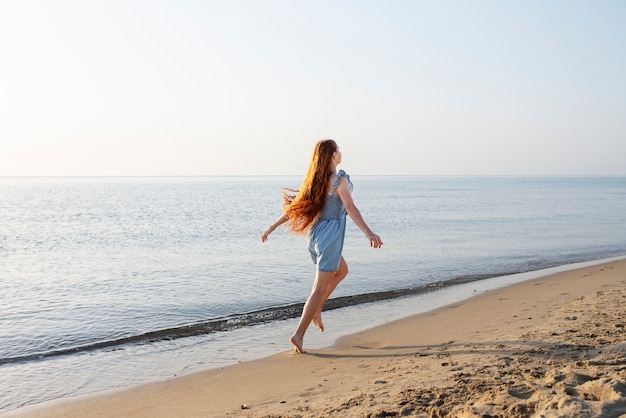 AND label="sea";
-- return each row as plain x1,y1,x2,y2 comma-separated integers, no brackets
1,175,626,413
